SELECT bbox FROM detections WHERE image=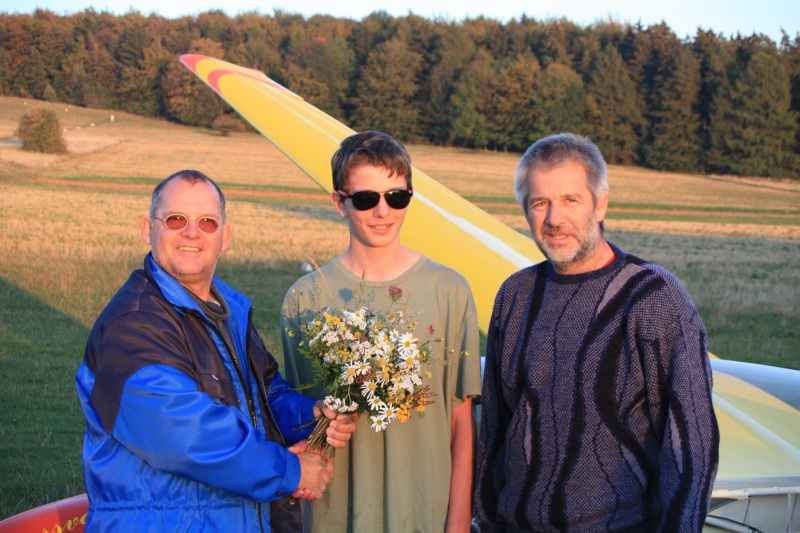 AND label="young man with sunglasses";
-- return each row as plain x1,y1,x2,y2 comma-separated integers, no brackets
76,170,358,531
281,131,482,532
